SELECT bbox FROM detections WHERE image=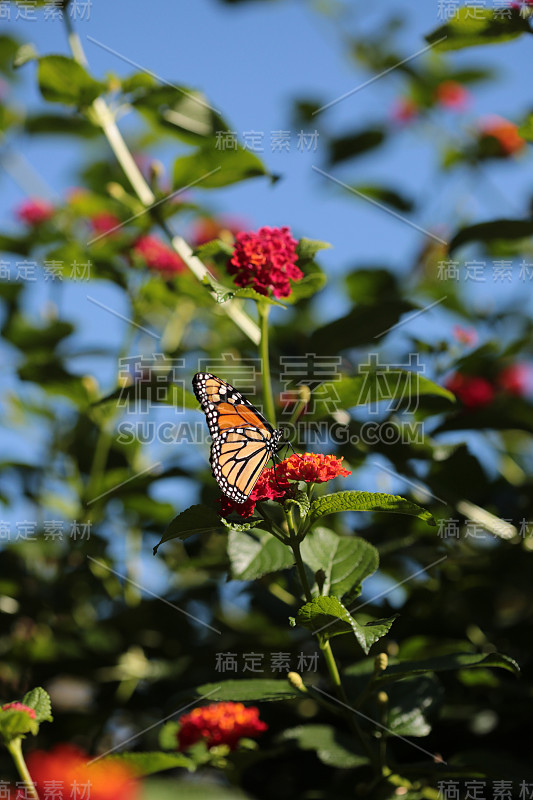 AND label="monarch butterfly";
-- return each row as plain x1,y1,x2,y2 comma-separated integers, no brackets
192,372,285,502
